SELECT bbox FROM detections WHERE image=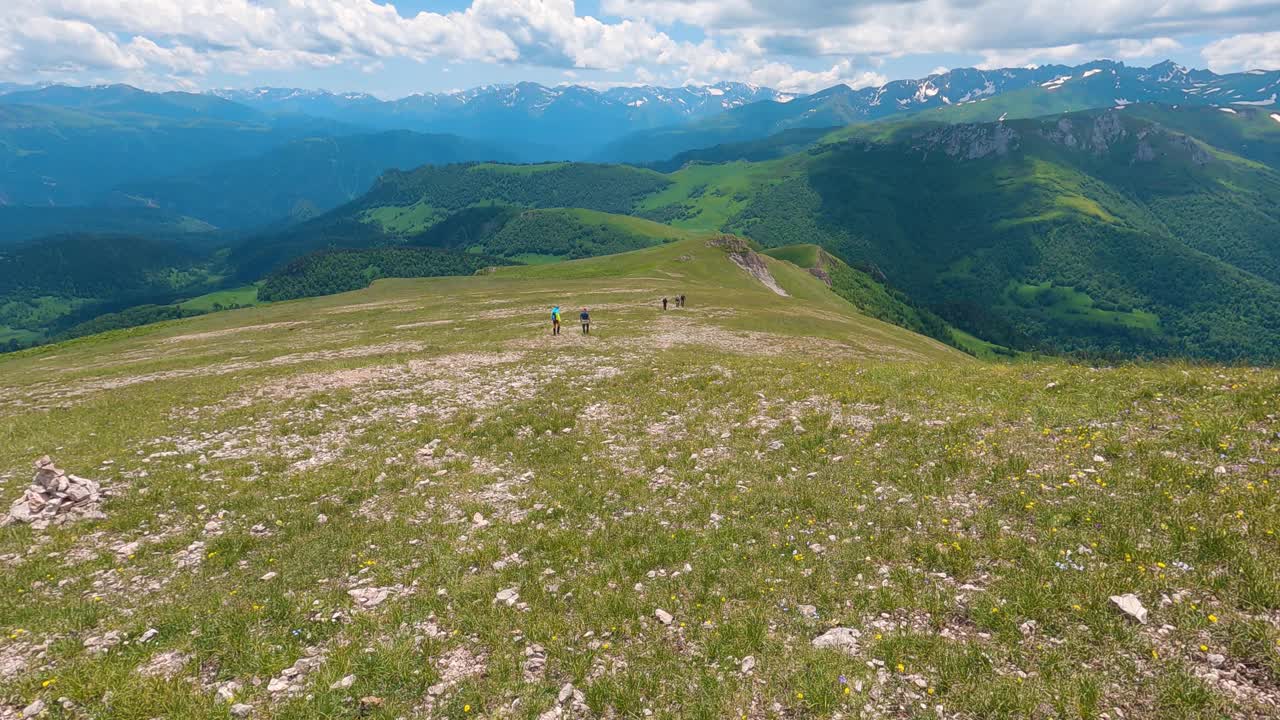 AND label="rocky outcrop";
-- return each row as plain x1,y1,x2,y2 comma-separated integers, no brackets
708,236,789,297
916,122,1019,159
3,457,104,529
